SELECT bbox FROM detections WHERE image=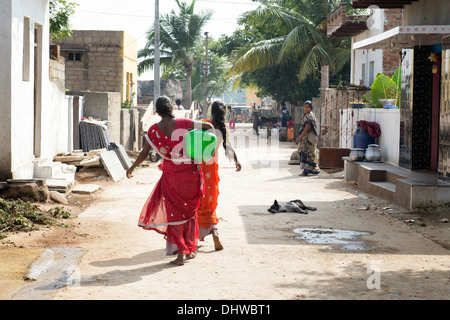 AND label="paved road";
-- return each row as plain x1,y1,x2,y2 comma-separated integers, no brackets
14,125,450,301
